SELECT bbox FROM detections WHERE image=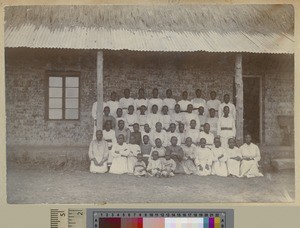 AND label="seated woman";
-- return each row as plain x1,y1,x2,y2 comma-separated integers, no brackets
225,138,242,177
240,134,263,178
127,135,141,174
109,134,130,174
181,137,198,175
194,138,213,176
211,137,228,177
88,130,109,173
166,136,185,174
